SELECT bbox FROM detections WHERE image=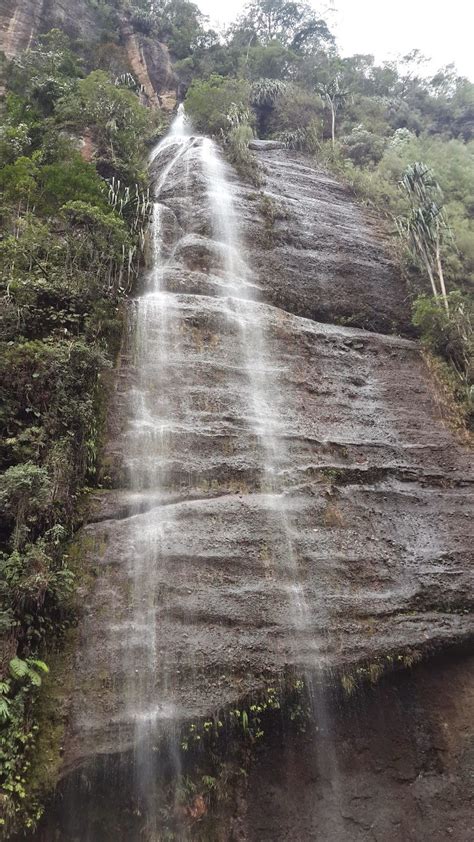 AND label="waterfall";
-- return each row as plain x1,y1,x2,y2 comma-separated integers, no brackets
85,104,335,837
30,90,471,842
